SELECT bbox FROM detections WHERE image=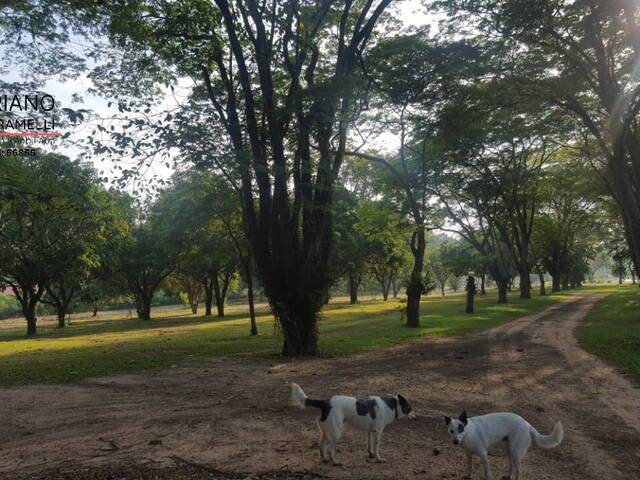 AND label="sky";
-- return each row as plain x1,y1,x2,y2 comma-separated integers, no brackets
3,0,435,189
